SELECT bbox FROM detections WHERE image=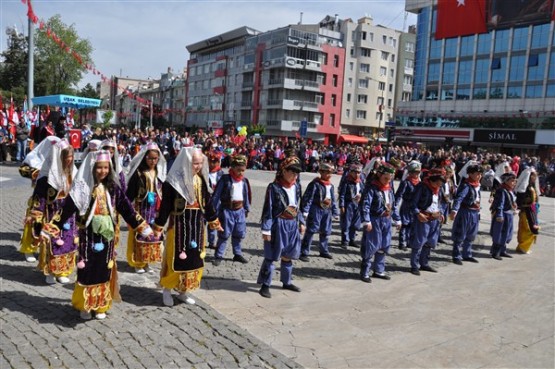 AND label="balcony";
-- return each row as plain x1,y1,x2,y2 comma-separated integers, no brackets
404,67,413,76
215,69,227,78
265,120,317,132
